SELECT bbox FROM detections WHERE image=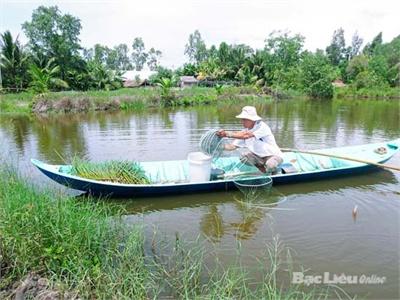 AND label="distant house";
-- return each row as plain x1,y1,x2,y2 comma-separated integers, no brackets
122,69,156,88
179,76,198,88
332,79,346,87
